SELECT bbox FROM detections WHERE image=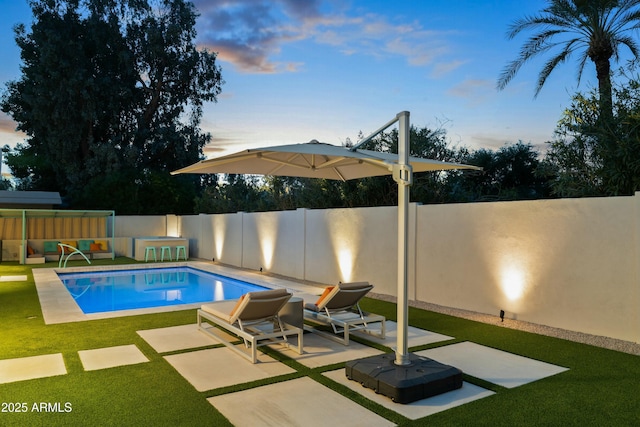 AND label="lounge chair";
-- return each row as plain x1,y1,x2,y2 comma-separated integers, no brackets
197,288,304,363
303,282,385,345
